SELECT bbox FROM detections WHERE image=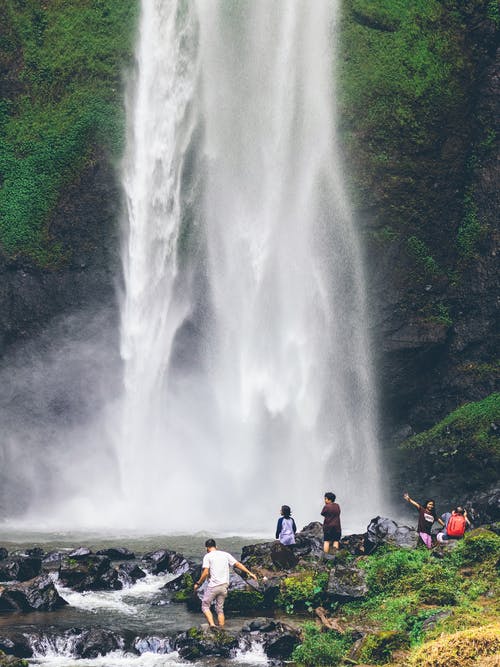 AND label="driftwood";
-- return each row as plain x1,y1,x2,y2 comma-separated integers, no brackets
315,606,345,633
